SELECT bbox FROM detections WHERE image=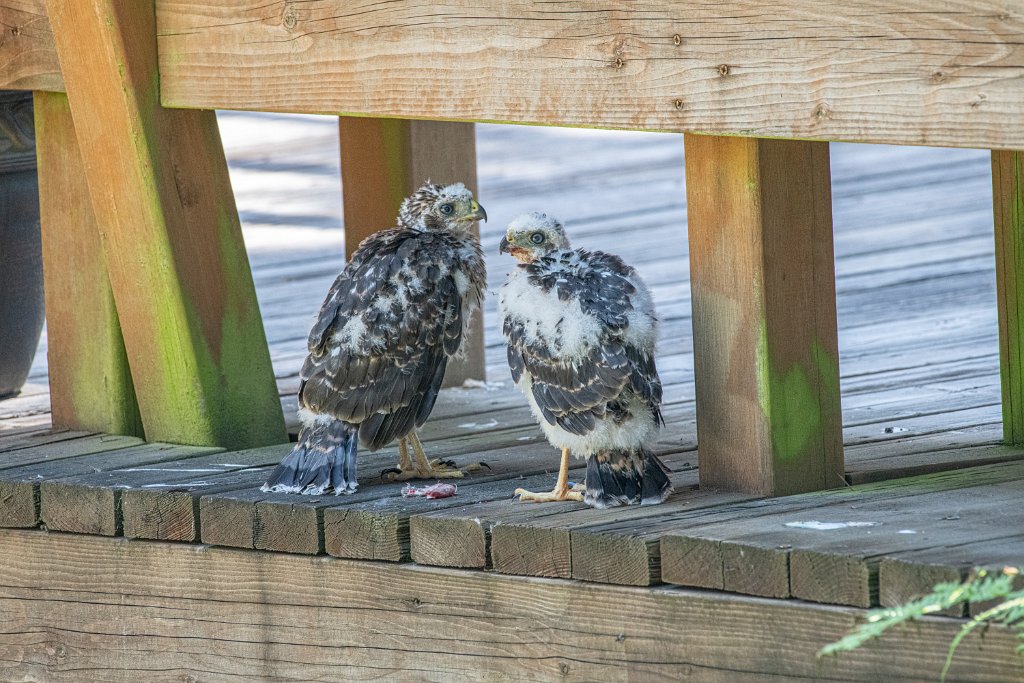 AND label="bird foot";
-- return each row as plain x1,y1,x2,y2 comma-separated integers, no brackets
514,483,586,504
382,458,485,482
